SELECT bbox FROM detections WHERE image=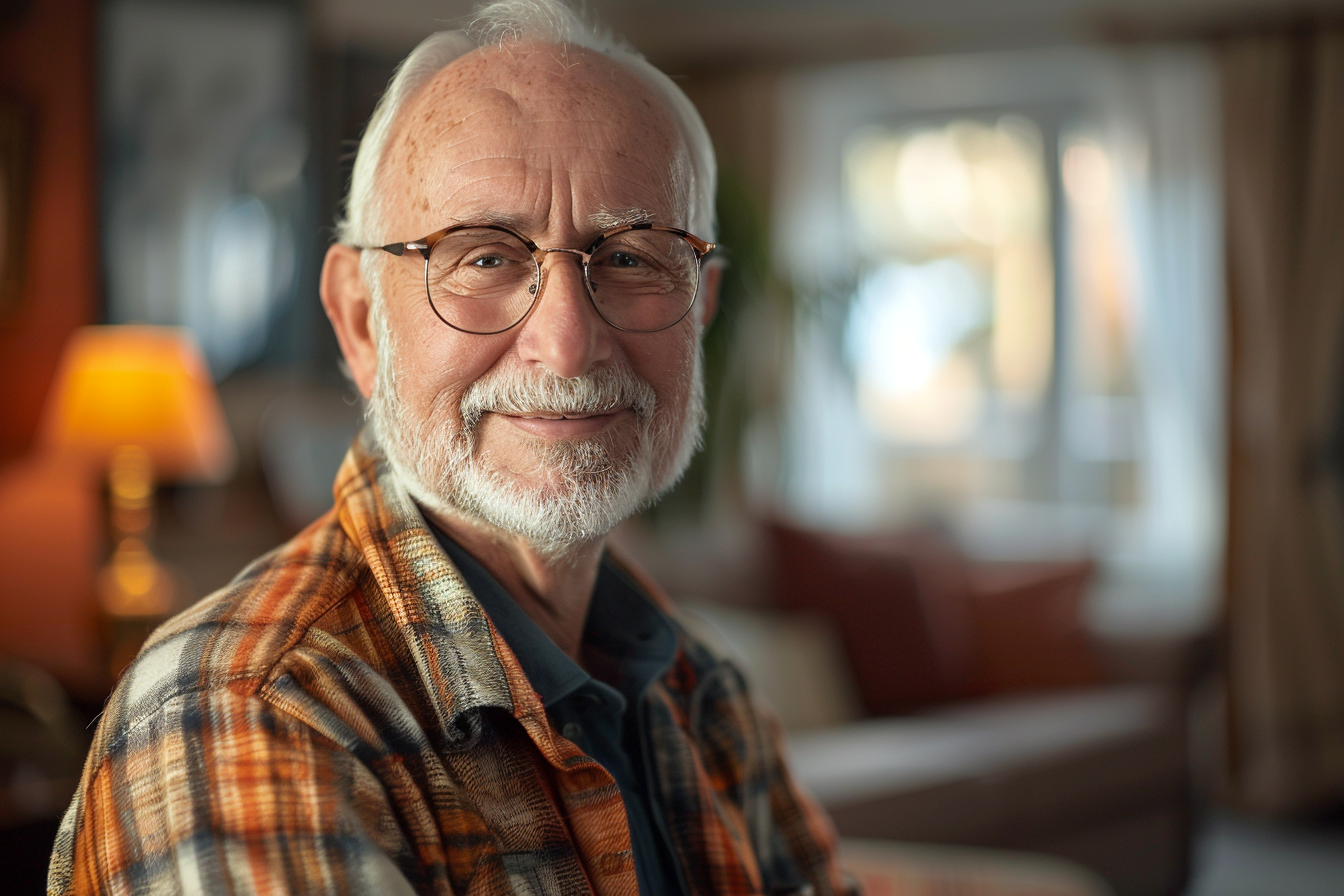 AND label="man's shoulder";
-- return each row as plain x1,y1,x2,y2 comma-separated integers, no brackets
102,509,371,742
